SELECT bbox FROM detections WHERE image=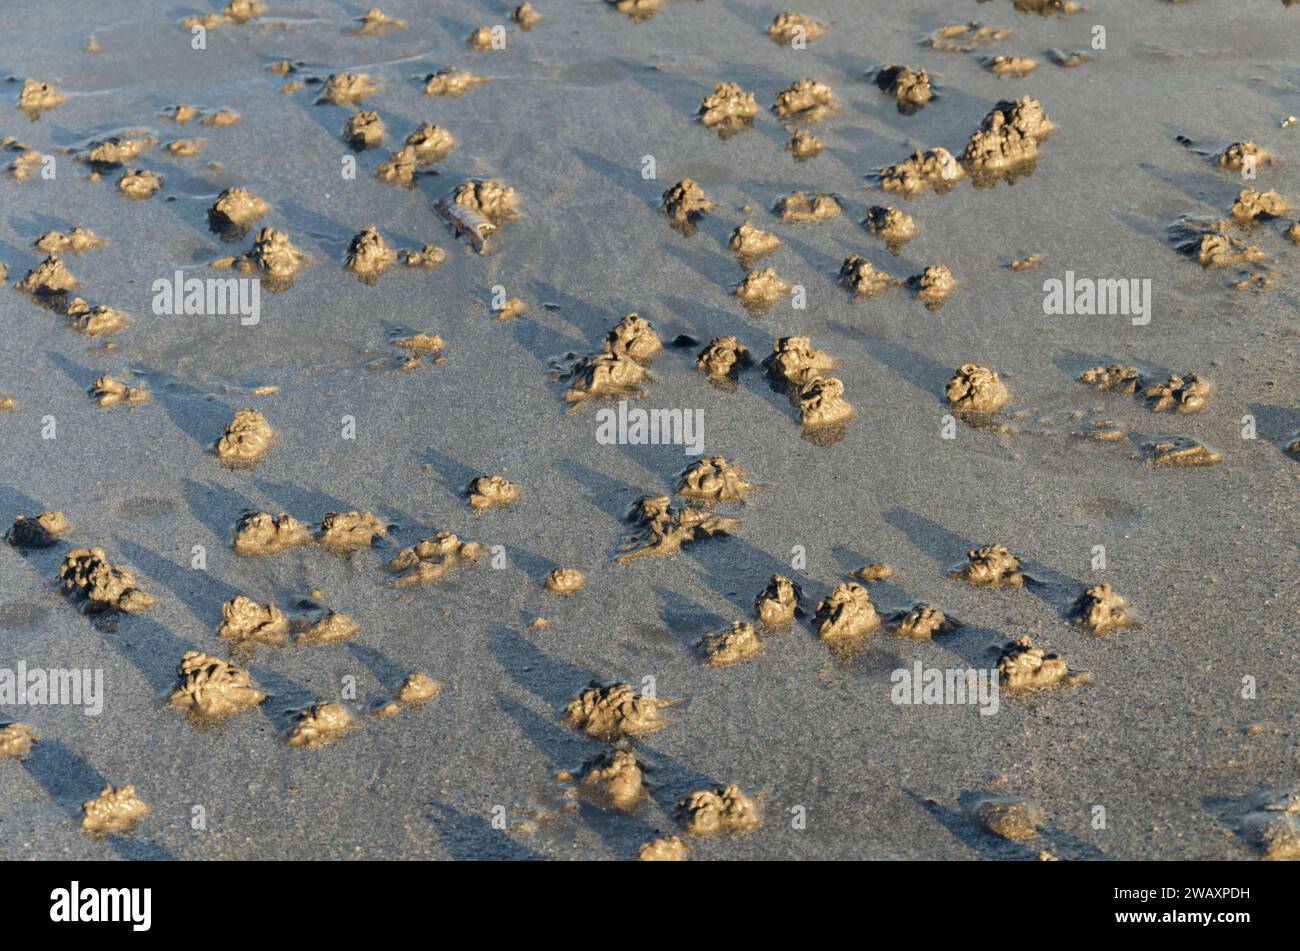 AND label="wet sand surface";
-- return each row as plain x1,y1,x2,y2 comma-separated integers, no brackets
1,1,1298,859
